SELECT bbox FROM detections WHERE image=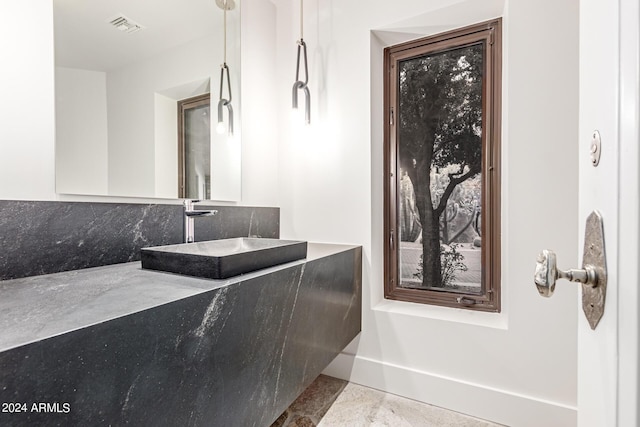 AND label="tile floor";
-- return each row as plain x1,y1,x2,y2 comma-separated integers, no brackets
272,375,502,427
